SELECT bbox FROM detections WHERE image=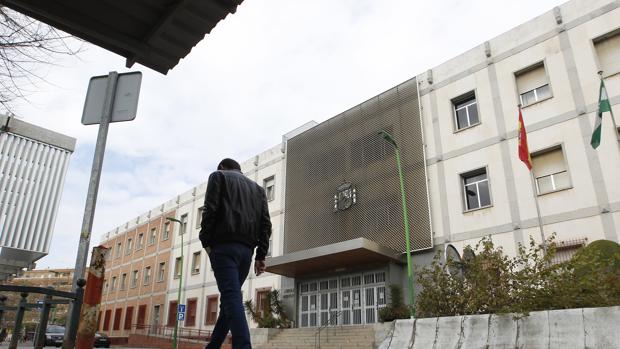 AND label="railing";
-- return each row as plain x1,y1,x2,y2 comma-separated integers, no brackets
130,324,231,346
314,309,342,349
0,279,86,349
